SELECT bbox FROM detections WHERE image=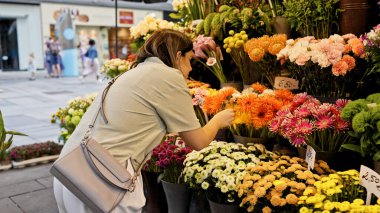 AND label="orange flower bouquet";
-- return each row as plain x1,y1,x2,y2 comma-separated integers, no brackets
244,34,287,87
187,80,214,126
229,83,294,139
